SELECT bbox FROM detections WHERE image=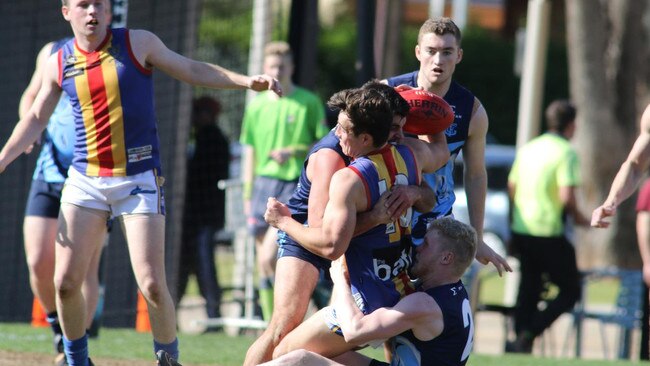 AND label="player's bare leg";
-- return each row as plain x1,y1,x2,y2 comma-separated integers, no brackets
54,204,108,341
122,213,177,343
244,257,319,365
